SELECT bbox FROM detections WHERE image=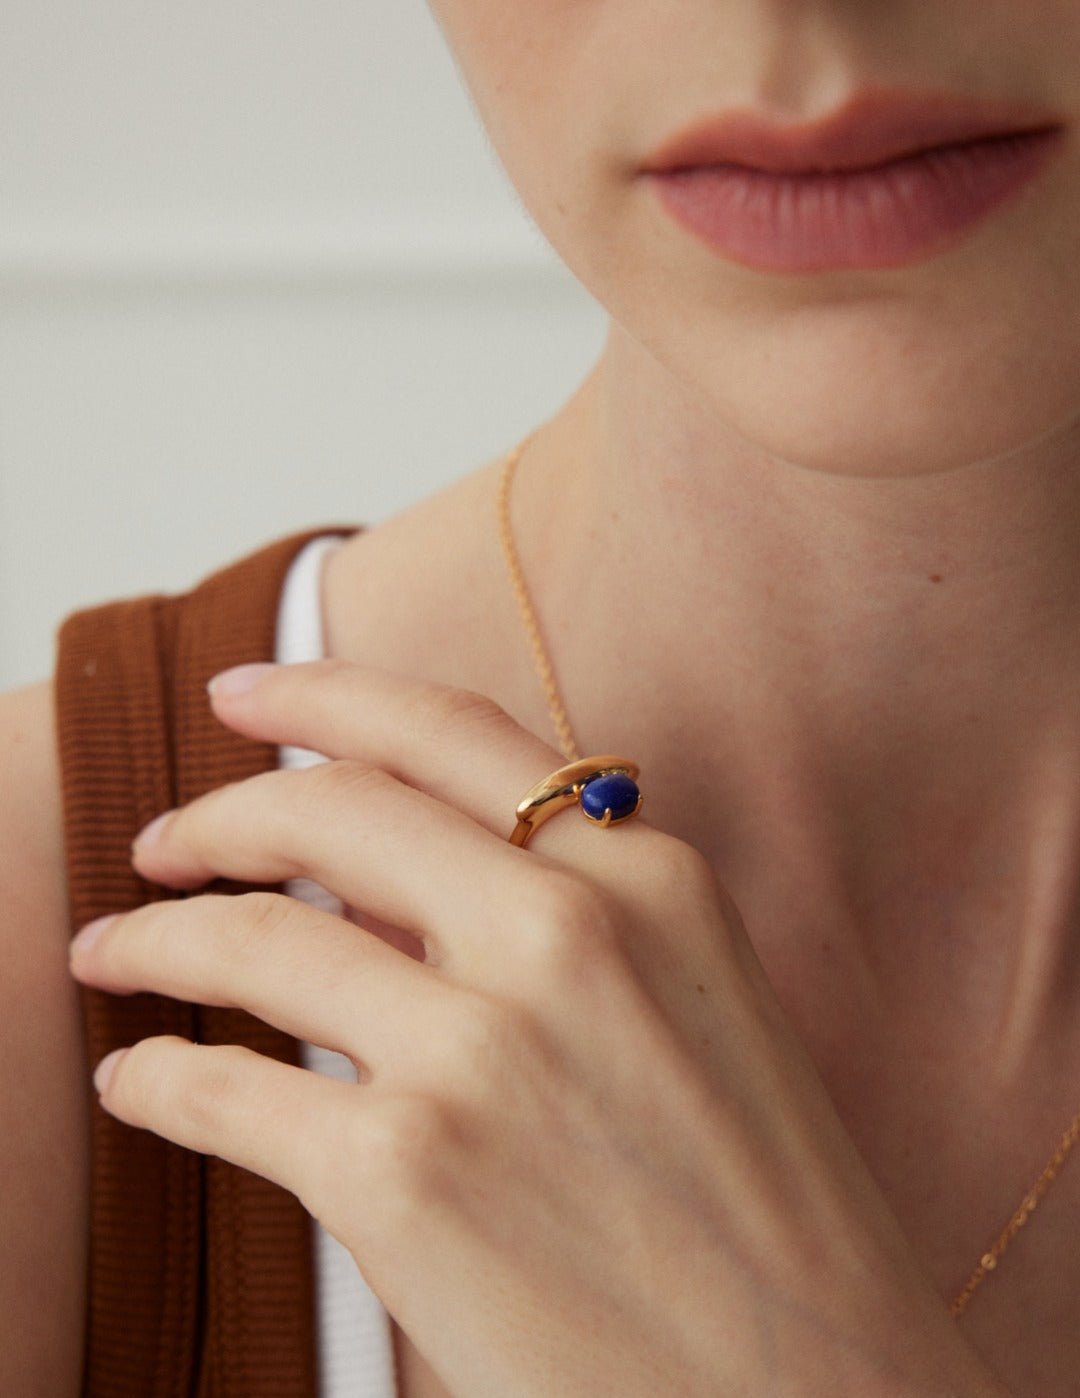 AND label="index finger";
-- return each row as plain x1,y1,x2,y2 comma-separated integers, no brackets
206,660,648,863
